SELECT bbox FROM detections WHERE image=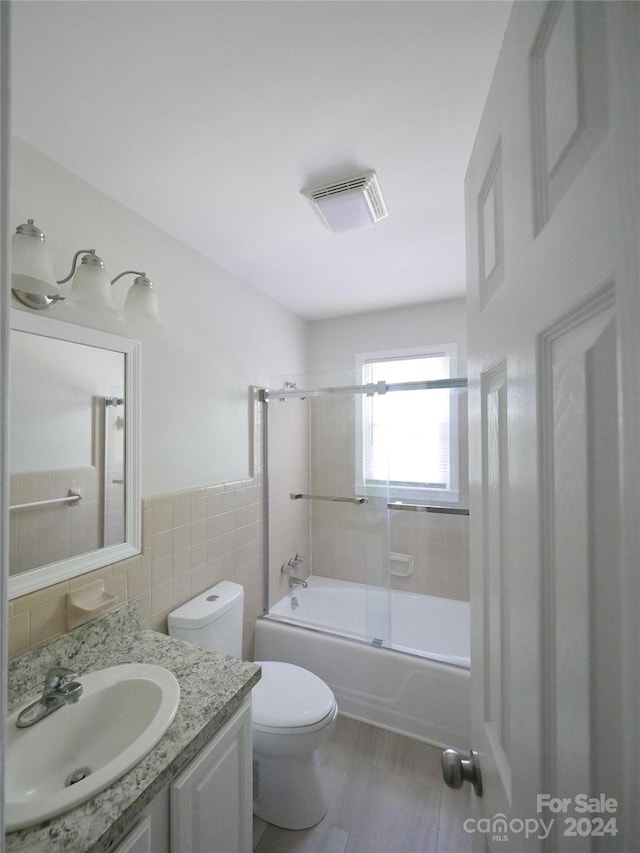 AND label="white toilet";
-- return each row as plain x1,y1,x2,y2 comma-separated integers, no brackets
167,581,338,830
